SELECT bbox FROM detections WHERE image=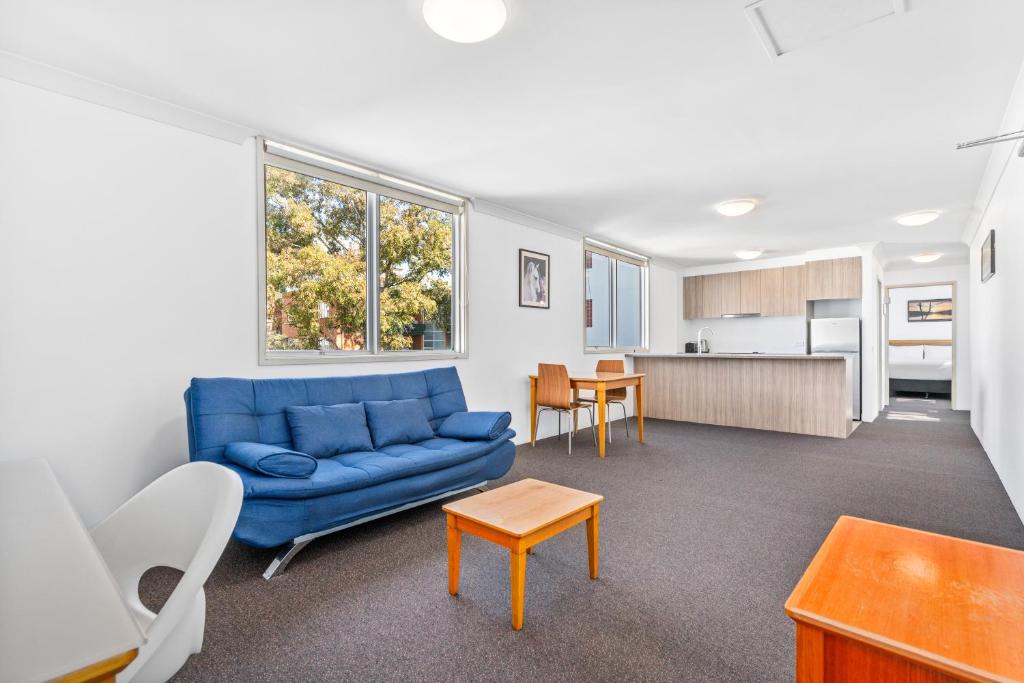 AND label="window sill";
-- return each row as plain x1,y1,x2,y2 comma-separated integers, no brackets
260,351,468,366
584,348,650,355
